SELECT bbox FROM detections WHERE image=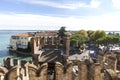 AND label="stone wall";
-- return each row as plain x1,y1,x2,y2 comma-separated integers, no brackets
98,52,117,71
2,55,120,80
55,62,64,80
31,33,70,57
78,61,87,80
31,37,41,54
